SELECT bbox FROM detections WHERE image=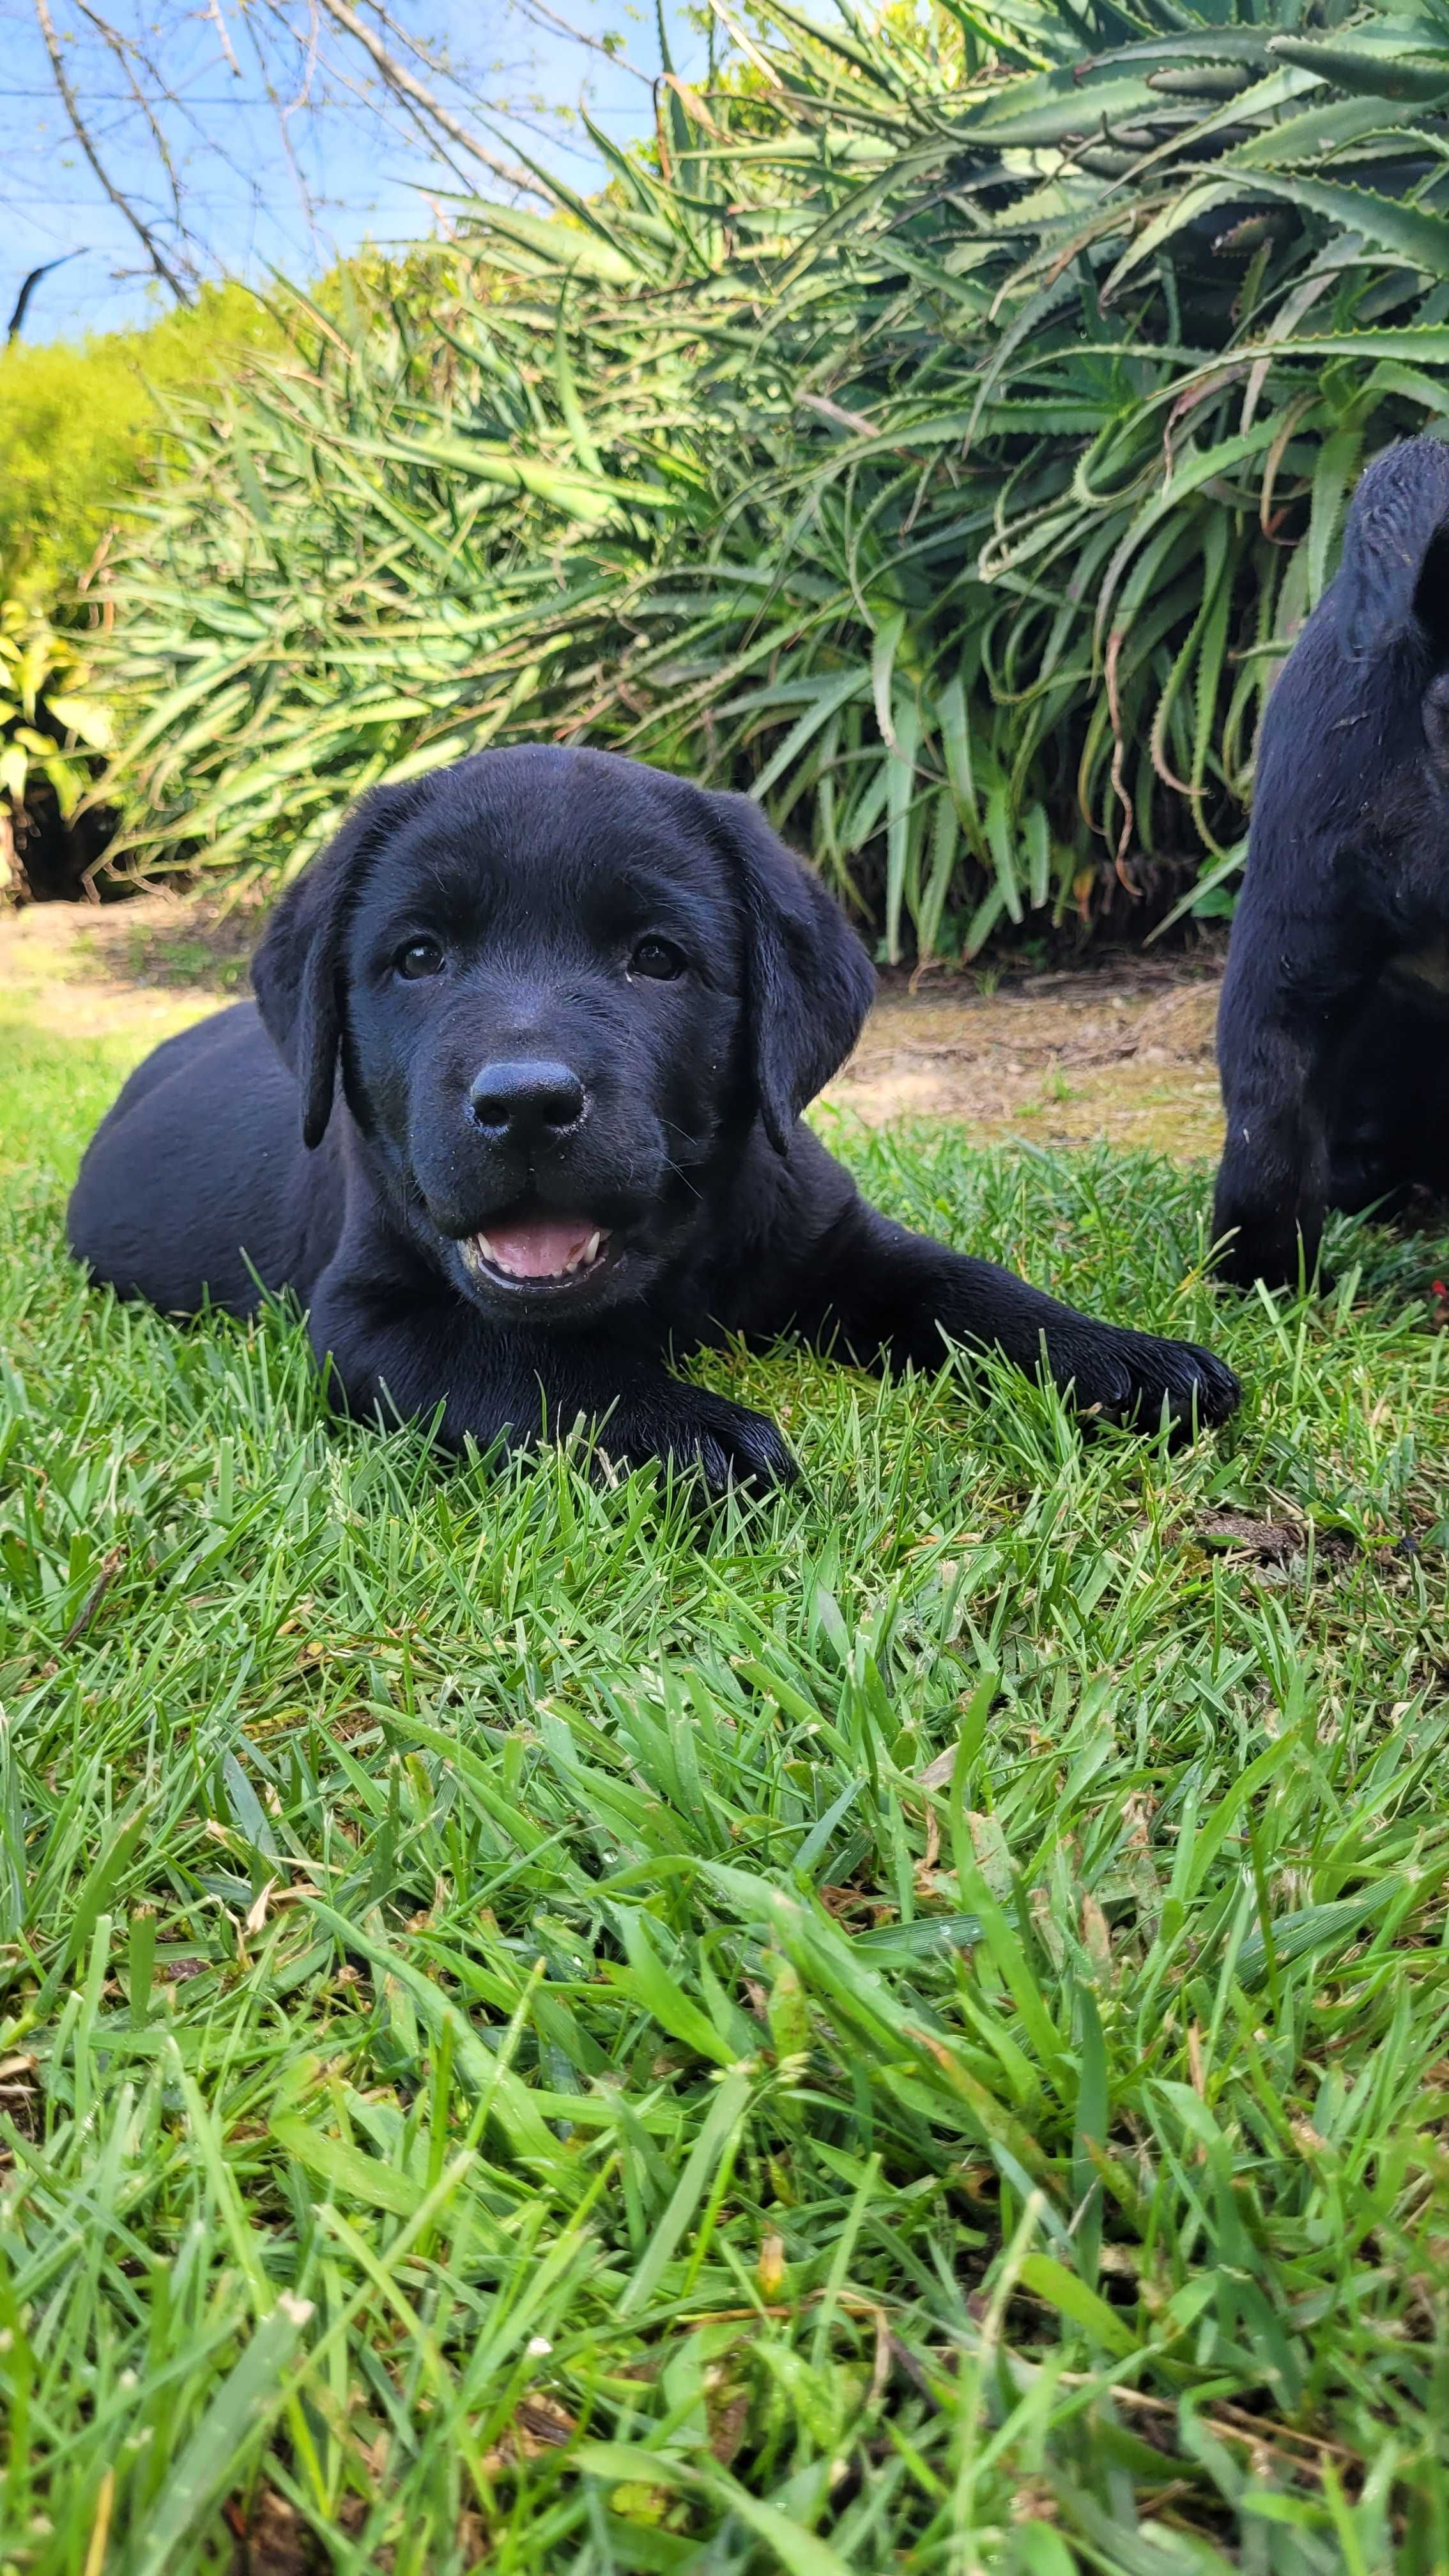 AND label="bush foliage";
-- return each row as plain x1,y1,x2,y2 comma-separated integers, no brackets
0,284,284,602
0,288,295,894
0,599,116,899
98,0,1449,953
